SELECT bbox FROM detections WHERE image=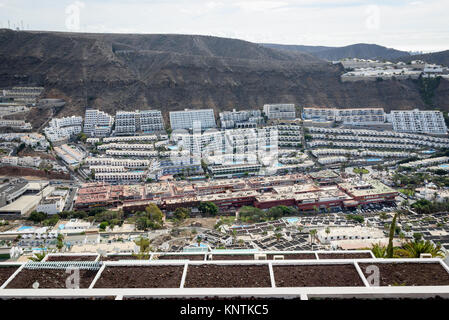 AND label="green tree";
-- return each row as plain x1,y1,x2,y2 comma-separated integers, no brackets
136,216,150,231
145,204,164,225
371,243,387,258
135,236,151,253
173,207,190,221
387,211,401,258
198,202,219,216
267,205,296,219
309,229,317,245
99,221,109,231
56,234,65,251
238,206,266,223
28,249,47,262
396,240,444,258
28,211,48,223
